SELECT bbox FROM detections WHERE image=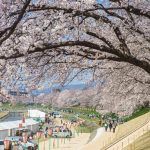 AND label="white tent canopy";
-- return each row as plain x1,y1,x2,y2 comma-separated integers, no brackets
0,118,39,139
0,118,38,130
28,109,46,118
